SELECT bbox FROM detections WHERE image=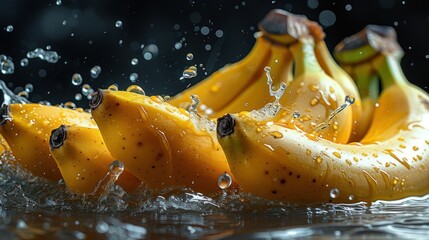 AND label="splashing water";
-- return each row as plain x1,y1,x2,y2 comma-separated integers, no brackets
26,48,60,63
188,94,216,132
180,66,198,80
0,54,15,75
315,95,355,132
250,66,287,120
